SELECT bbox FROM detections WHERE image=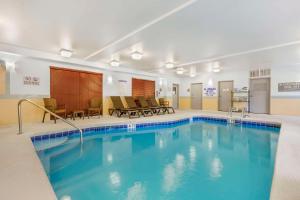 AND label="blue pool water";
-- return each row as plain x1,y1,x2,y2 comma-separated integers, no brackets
34,120,279,200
